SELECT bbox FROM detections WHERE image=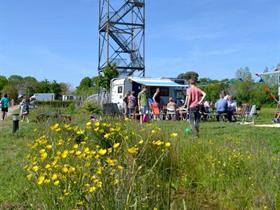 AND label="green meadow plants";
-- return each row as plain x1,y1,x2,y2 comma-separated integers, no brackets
24,119,176,209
